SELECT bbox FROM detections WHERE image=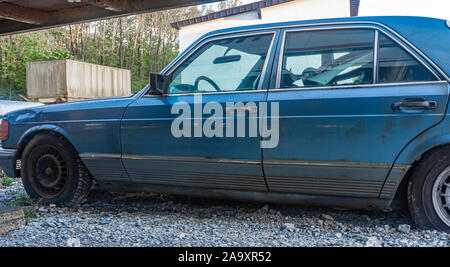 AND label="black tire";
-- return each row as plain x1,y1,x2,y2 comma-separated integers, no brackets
408,146,450,233
21,133,93,206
